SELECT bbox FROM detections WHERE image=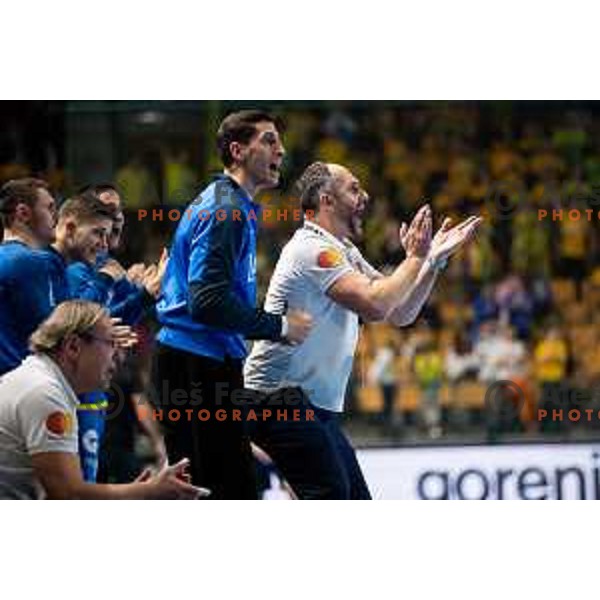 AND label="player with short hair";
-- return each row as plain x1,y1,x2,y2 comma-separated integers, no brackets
244,161,482,499
51,193,142,482
72,182,164,322
74,183,168,480
155,110,313,499
0,178,59,375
